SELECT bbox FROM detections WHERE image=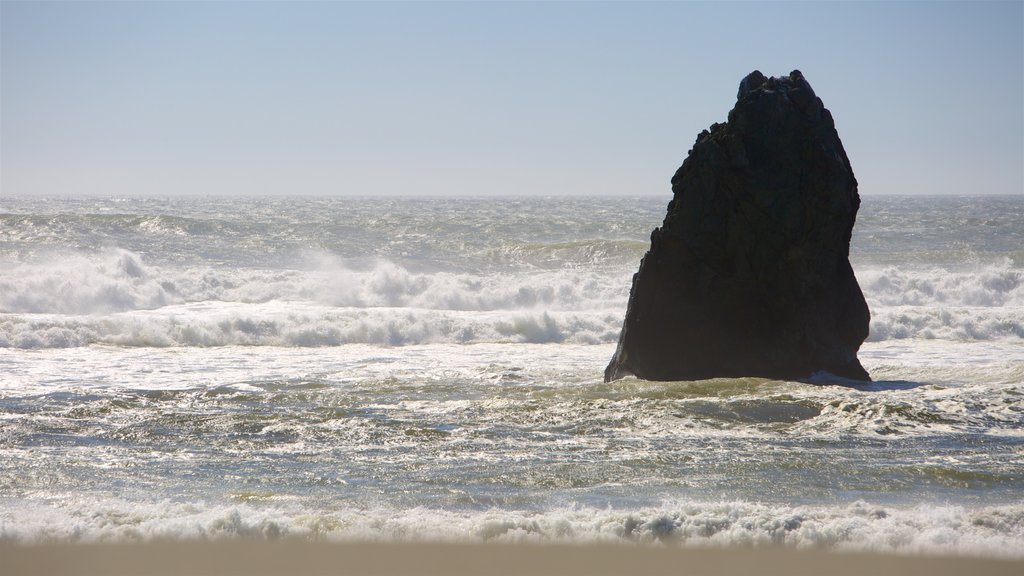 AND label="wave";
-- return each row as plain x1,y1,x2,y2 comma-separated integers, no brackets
9,249,1021,311
0,304,624,348
0,249,631,315
868,306,1024,341
0,212,240,240
486,239,649,270
0,249,630,348
0,249,175,314
3,498,1022,557
2,249,1022,348
858,261,1023,341
0,205,654,271
860,260,1023,307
